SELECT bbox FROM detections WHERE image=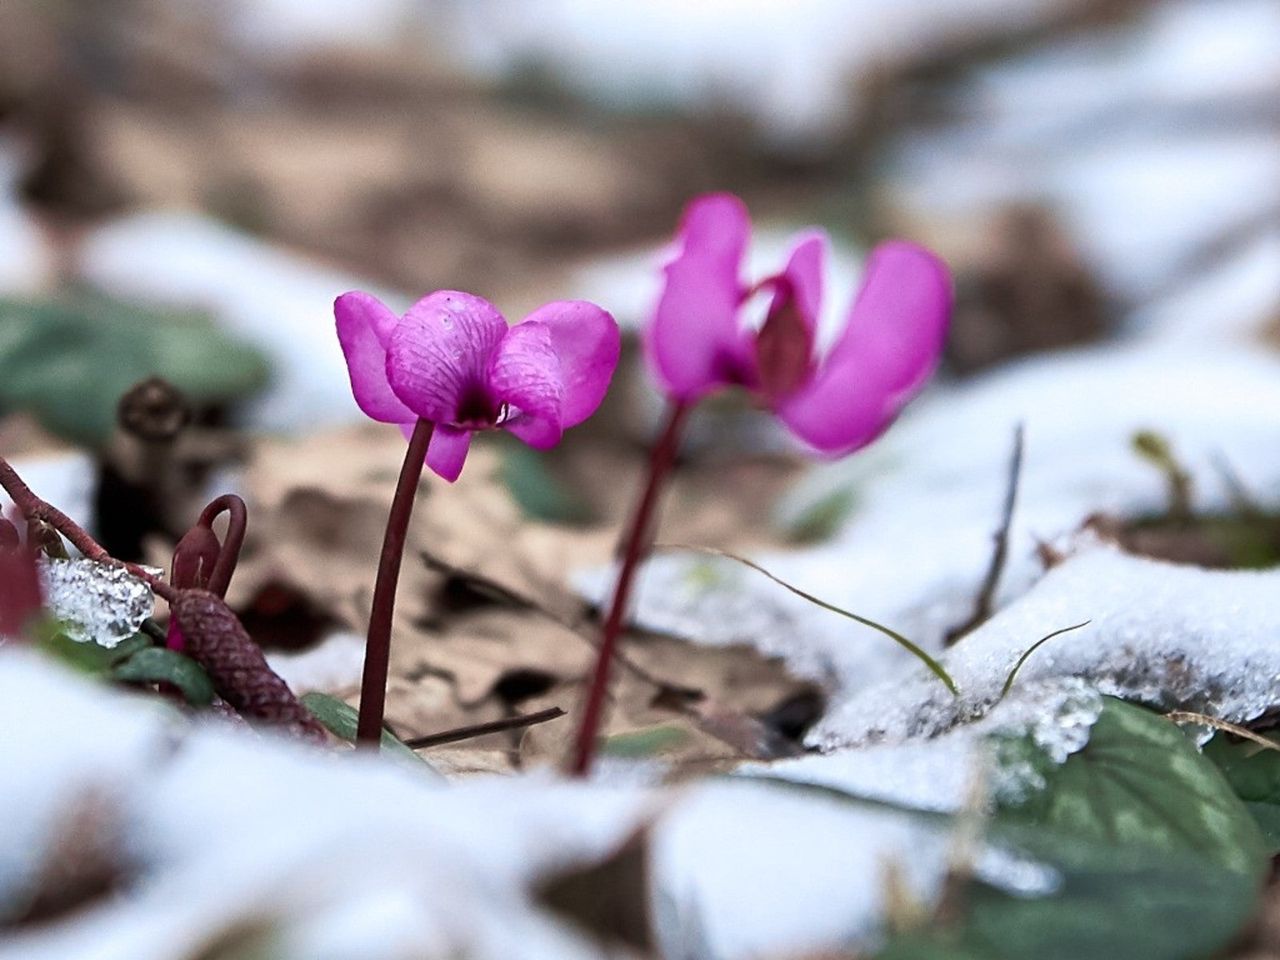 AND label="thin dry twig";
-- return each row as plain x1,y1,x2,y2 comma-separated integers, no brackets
417,549,702,700
1165,711,1280,752
0,456,176,602
945,423,1024,646
404,706,566,749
